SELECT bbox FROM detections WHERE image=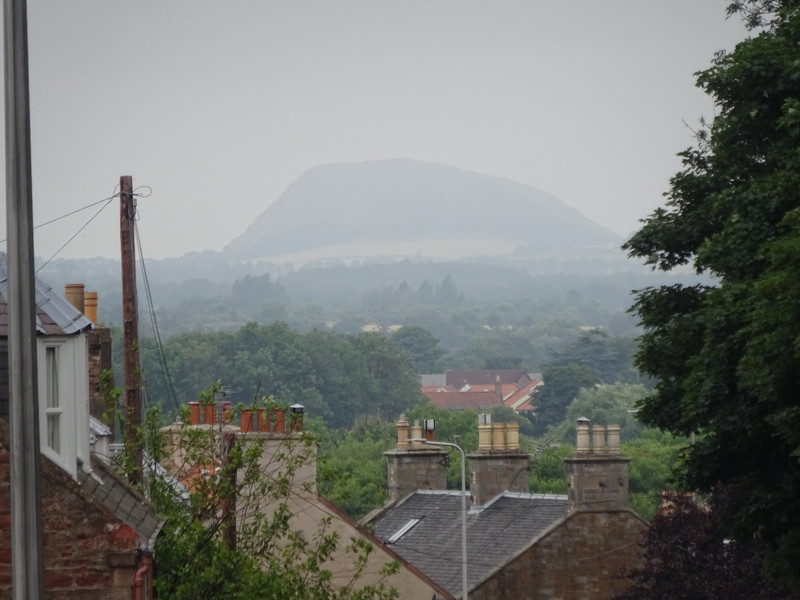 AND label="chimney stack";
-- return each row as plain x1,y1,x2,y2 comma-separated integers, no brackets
468,414,530,505
384,415,448,502
564,420,630,511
